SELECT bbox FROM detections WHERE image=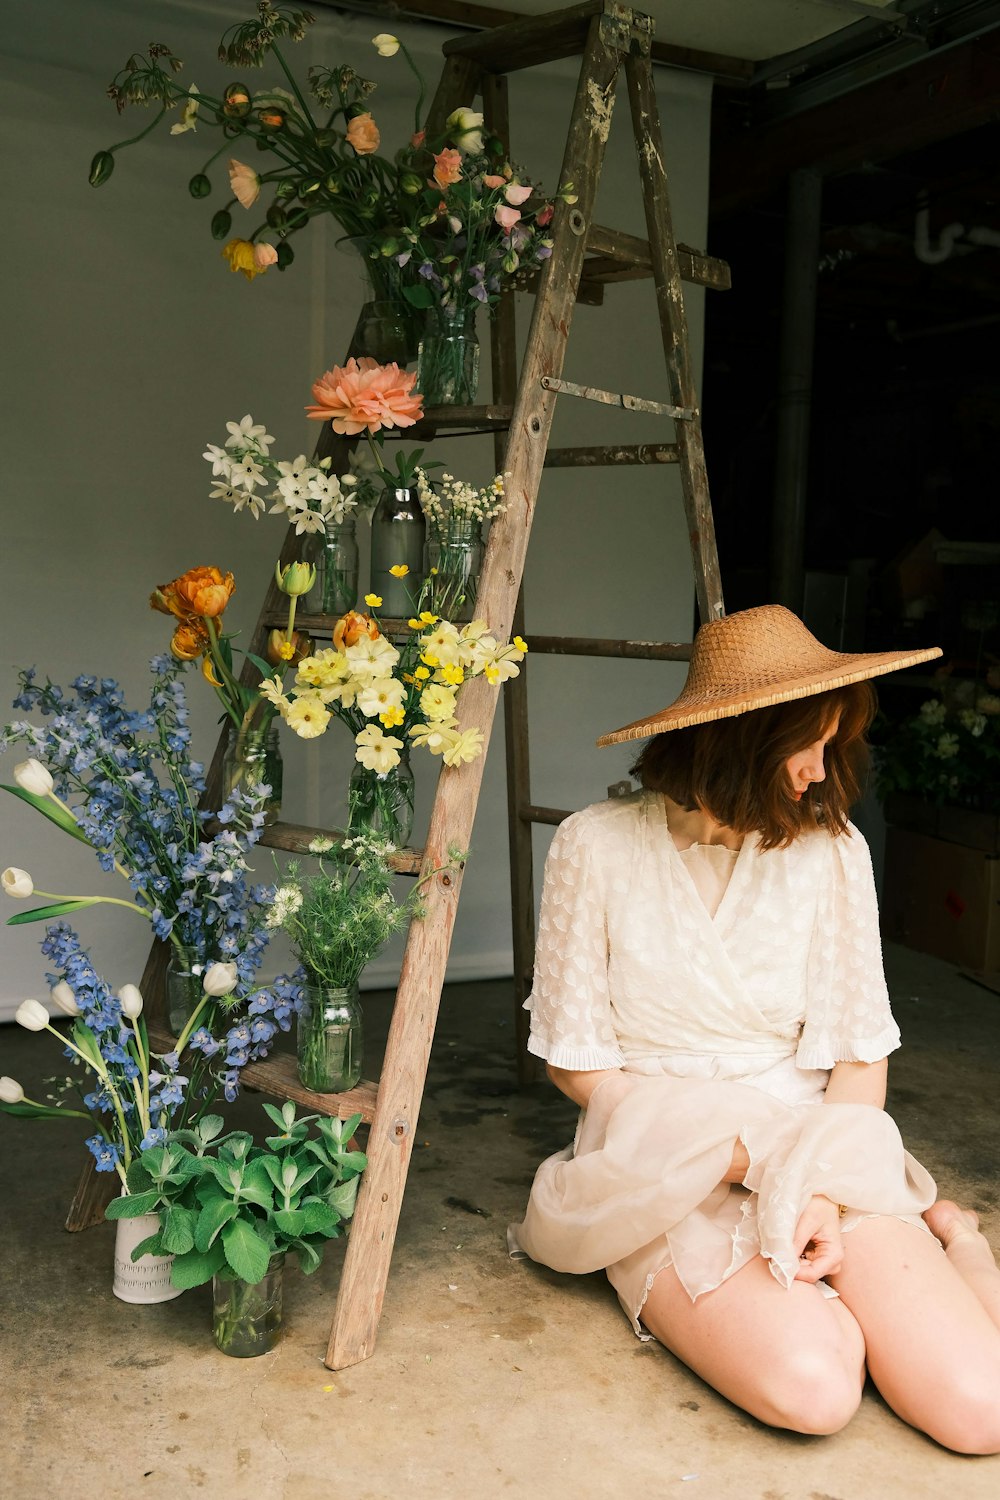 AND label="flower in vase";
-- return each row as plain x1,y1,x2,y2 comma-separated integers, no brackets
357,677,406,719
50,982,81,1017
504,182,533,207
372,33,400,56
153,565,235,620
420,683,457,722
346,111,380,155
222,238,270,280
253,242,279,271
15,999,49,1031
446,107,485,155
419,619,462,666
259,675,292,711
333,610,380,651
170,620,210,661
345,634,400,682
118,984,144,1019
408,721,460,756
228,159,261,209
203,961,239,996
14,759,54,797
305,358,423,436
285,694,332,739
3,867,33,898
355,724,403,773
0,1077,24,1104
441,727,485,766
364,593,383,608
266,628,314,668
495,204,522,232
432,148,462,190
